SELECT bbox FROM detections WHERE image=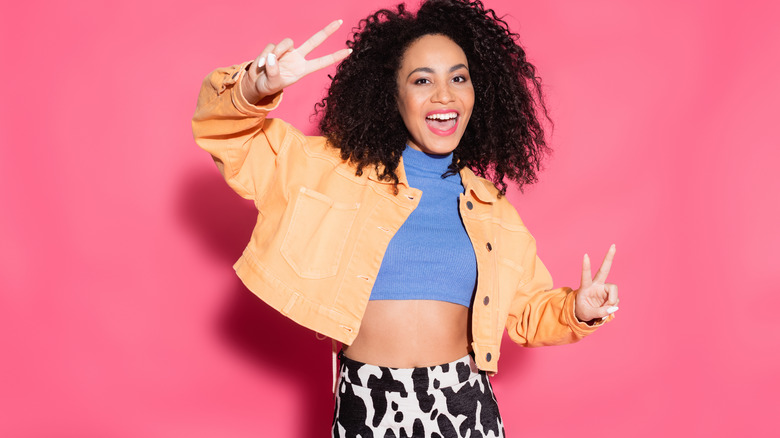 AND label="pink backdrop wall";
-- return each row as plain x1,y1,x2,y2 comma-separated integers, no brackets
2,0,778,436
